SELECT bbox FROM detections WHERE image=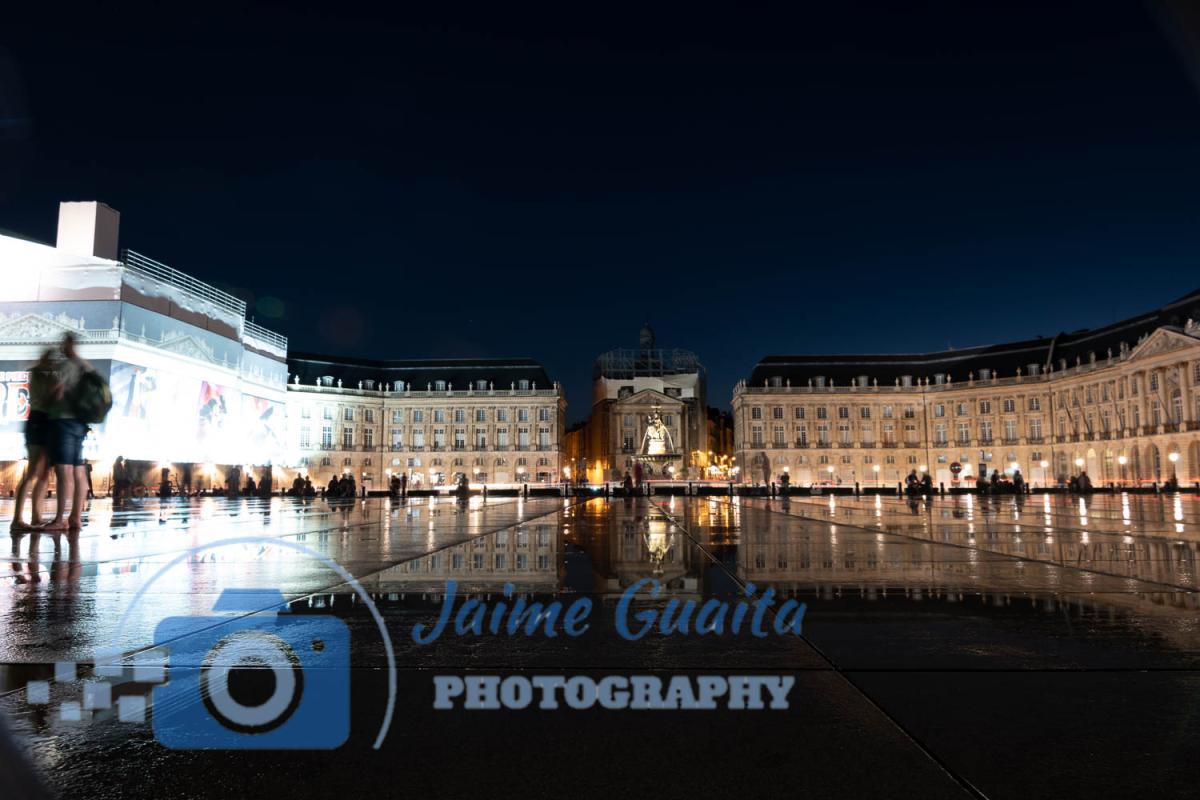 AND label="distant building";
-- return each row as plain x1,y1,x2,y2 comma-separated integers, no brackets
566,325,708,482
285,353,566,490
733,290,1200,488
0,202,289,493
